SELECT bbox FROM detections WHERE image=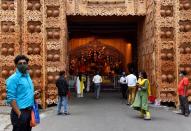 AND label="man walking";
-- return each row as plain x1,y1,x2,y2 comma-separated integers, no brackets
126,70,137,105
6,55,34,131
56,71,70,115
119,72,127,99
92,72,102,99
178,71,190,117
